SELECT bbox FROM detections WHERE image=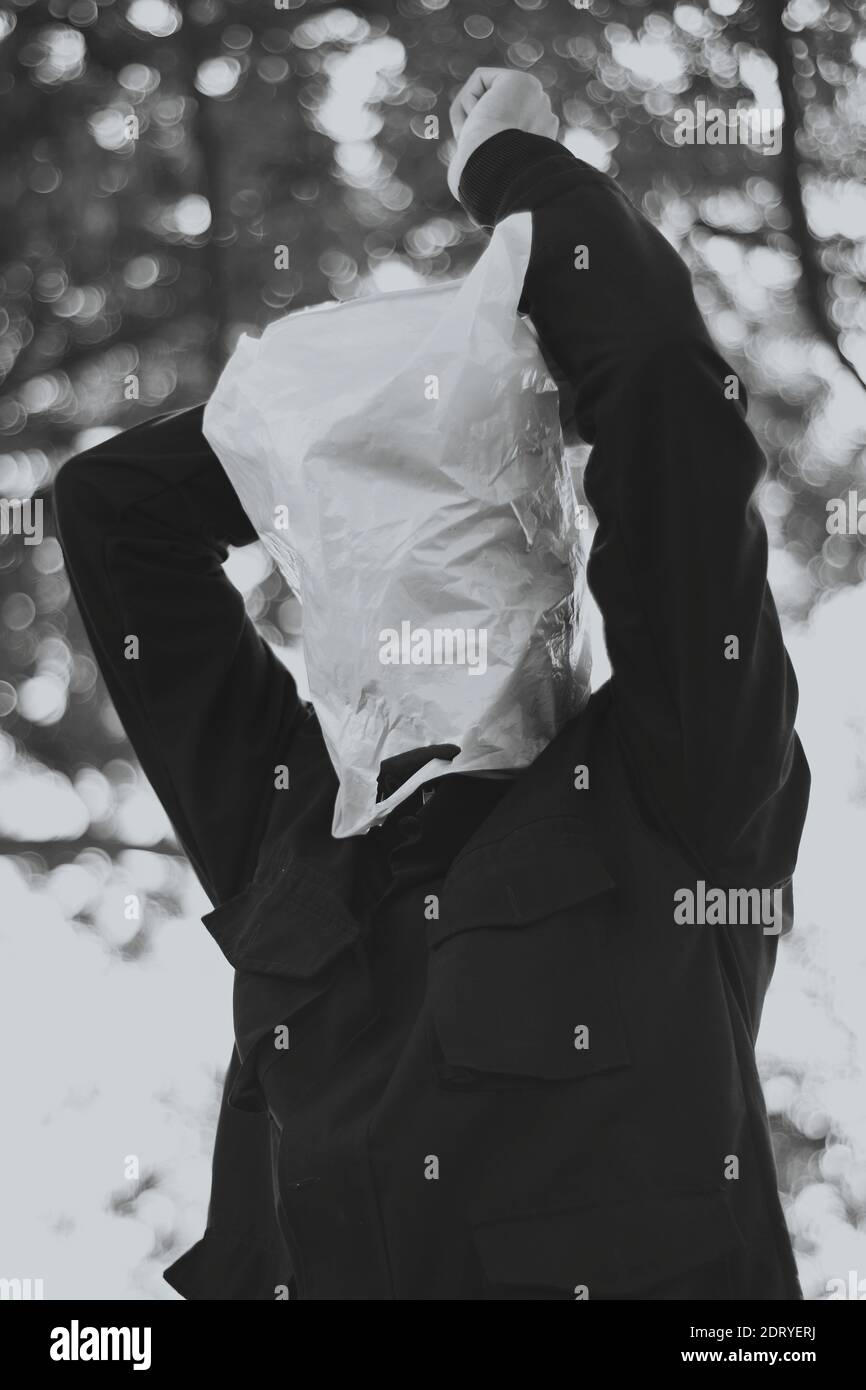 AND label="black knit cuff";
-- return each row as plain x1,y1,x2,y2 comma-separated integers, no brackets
458,129,575,227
